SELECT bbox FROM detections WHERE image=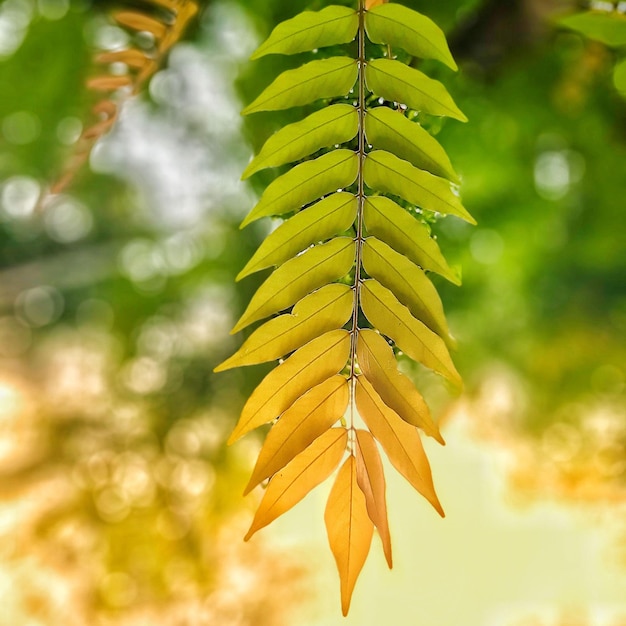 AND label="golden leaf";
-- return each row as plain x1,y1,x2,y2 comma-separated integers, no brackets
355,376,444,516
245,375,349,494
228,330,350,444
95,48,153,70
245,427,348,541
356,329,444,444
86,76,133,91
354,429,392,568
113,11,167,41
365,0,389,9
325,454,374,616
